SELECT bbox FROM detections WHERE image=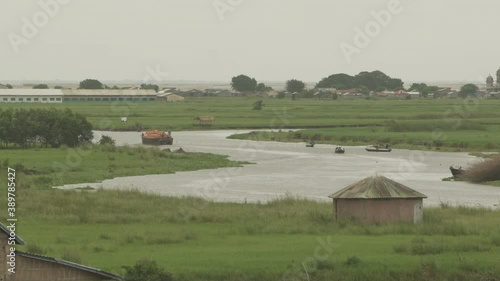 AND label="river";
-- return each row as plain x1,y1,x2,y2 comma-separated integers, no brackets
55,130,500,207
